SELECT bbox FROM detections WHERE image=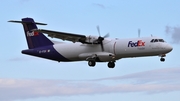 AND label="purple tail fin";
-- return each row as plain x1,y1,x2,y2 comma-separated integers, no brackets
21,18,53,49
